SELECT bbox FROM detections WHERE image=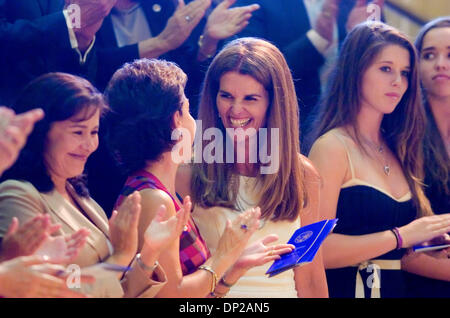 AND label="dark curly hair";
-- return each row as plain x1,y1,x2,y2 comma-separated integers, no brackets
1,72,109,197
104,59,187,175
